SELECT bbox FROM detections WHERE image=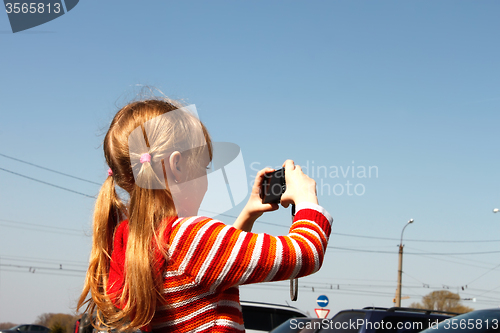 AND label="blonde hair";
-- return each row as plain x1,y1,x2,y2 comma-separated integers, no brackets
77,99,212,330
